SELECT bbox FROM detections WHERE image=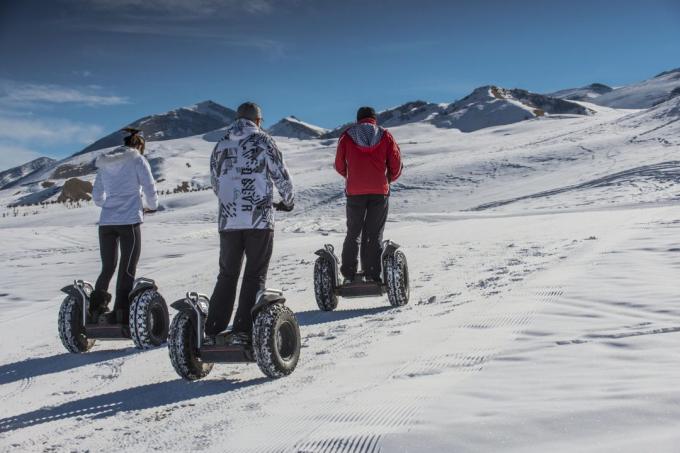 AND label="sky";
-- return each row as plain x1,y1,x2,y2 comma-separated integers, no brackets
0,0,679,171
